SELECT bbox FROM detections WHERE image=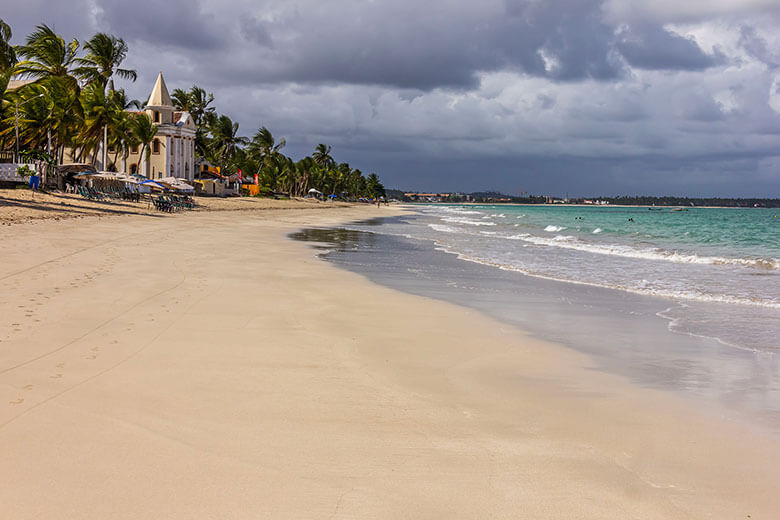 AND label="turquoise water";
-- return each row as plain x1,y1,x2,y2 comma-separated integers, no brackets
368,204,780,351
